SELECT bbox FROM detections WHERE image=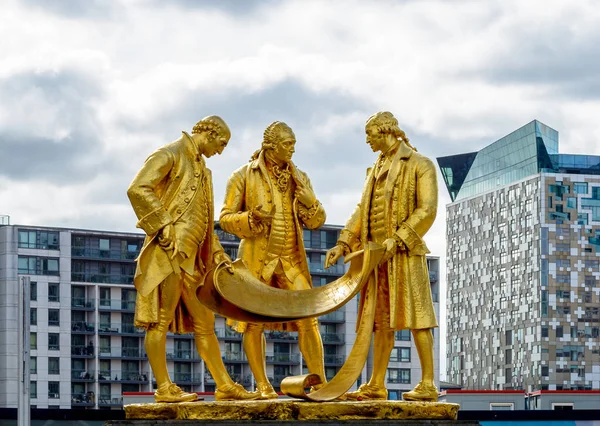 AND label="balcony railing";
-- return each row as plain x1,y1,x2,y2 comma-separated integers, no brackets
71,273,134,285
320,311,345,322
308,262,345,275
323,354,344,365
99,299,136,311
215,327,242,339
98,394,122,406
98,347,146,358
321,333,344,344
71,393,95,405
265,353,300,363
272,374,289,385
98,322,144,334
71,321,95,333
71,345,94,357
72,247,139,261
72,370,95,381
71,298,95,309
167,350,199,361
265,331,298,341
99,370,149,382
223,351,246,362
